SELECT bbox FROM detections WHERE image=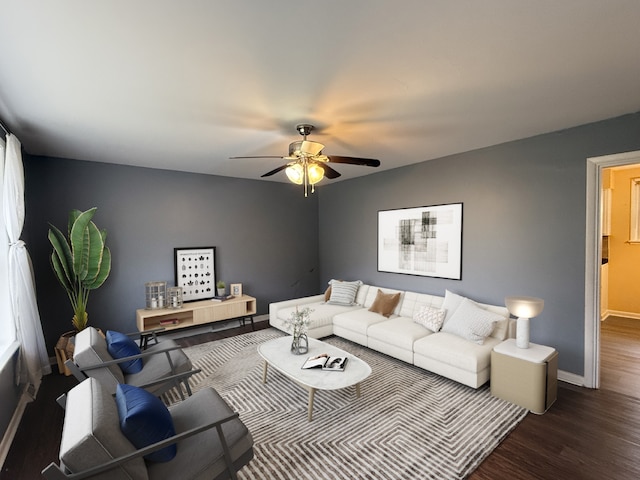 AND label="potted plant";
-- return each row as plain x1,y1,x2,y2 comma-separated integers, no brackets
216,280,226,296
48,207,112,332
